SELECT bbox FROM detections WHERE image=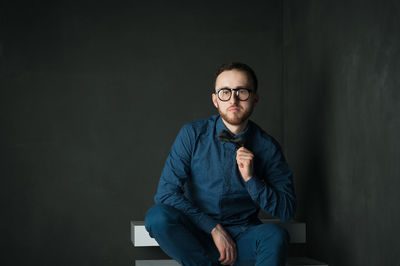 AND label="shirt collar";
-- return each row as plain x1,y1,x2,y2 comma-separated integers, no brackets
215,115,251,140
